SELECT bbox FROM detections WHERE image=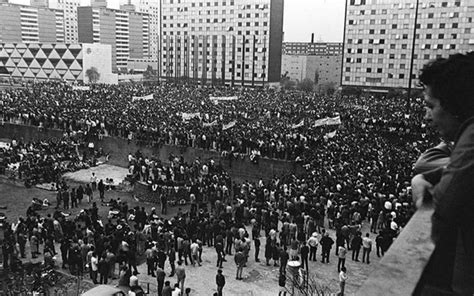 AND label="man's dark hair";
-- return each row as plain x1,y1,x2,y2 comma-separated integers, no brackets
419,52,474,122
